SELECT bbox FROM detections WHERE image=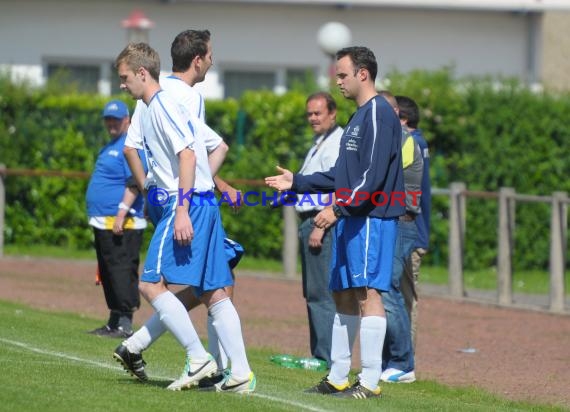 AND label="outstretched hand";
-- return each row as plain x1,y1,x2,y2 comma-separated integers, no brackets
265,166,294,191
